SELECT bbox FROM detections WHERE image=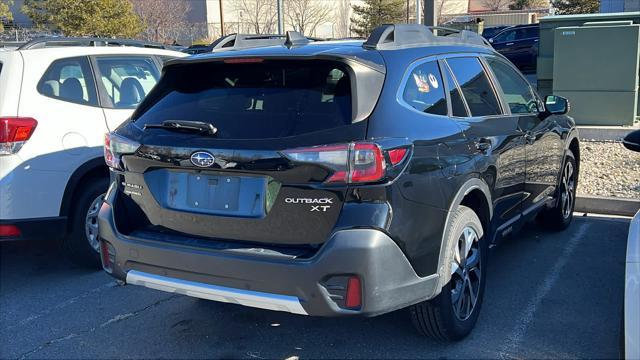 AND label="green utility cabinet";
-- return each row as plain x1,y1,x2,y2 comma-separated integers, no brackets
552,22,639,125
538,12,640,97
